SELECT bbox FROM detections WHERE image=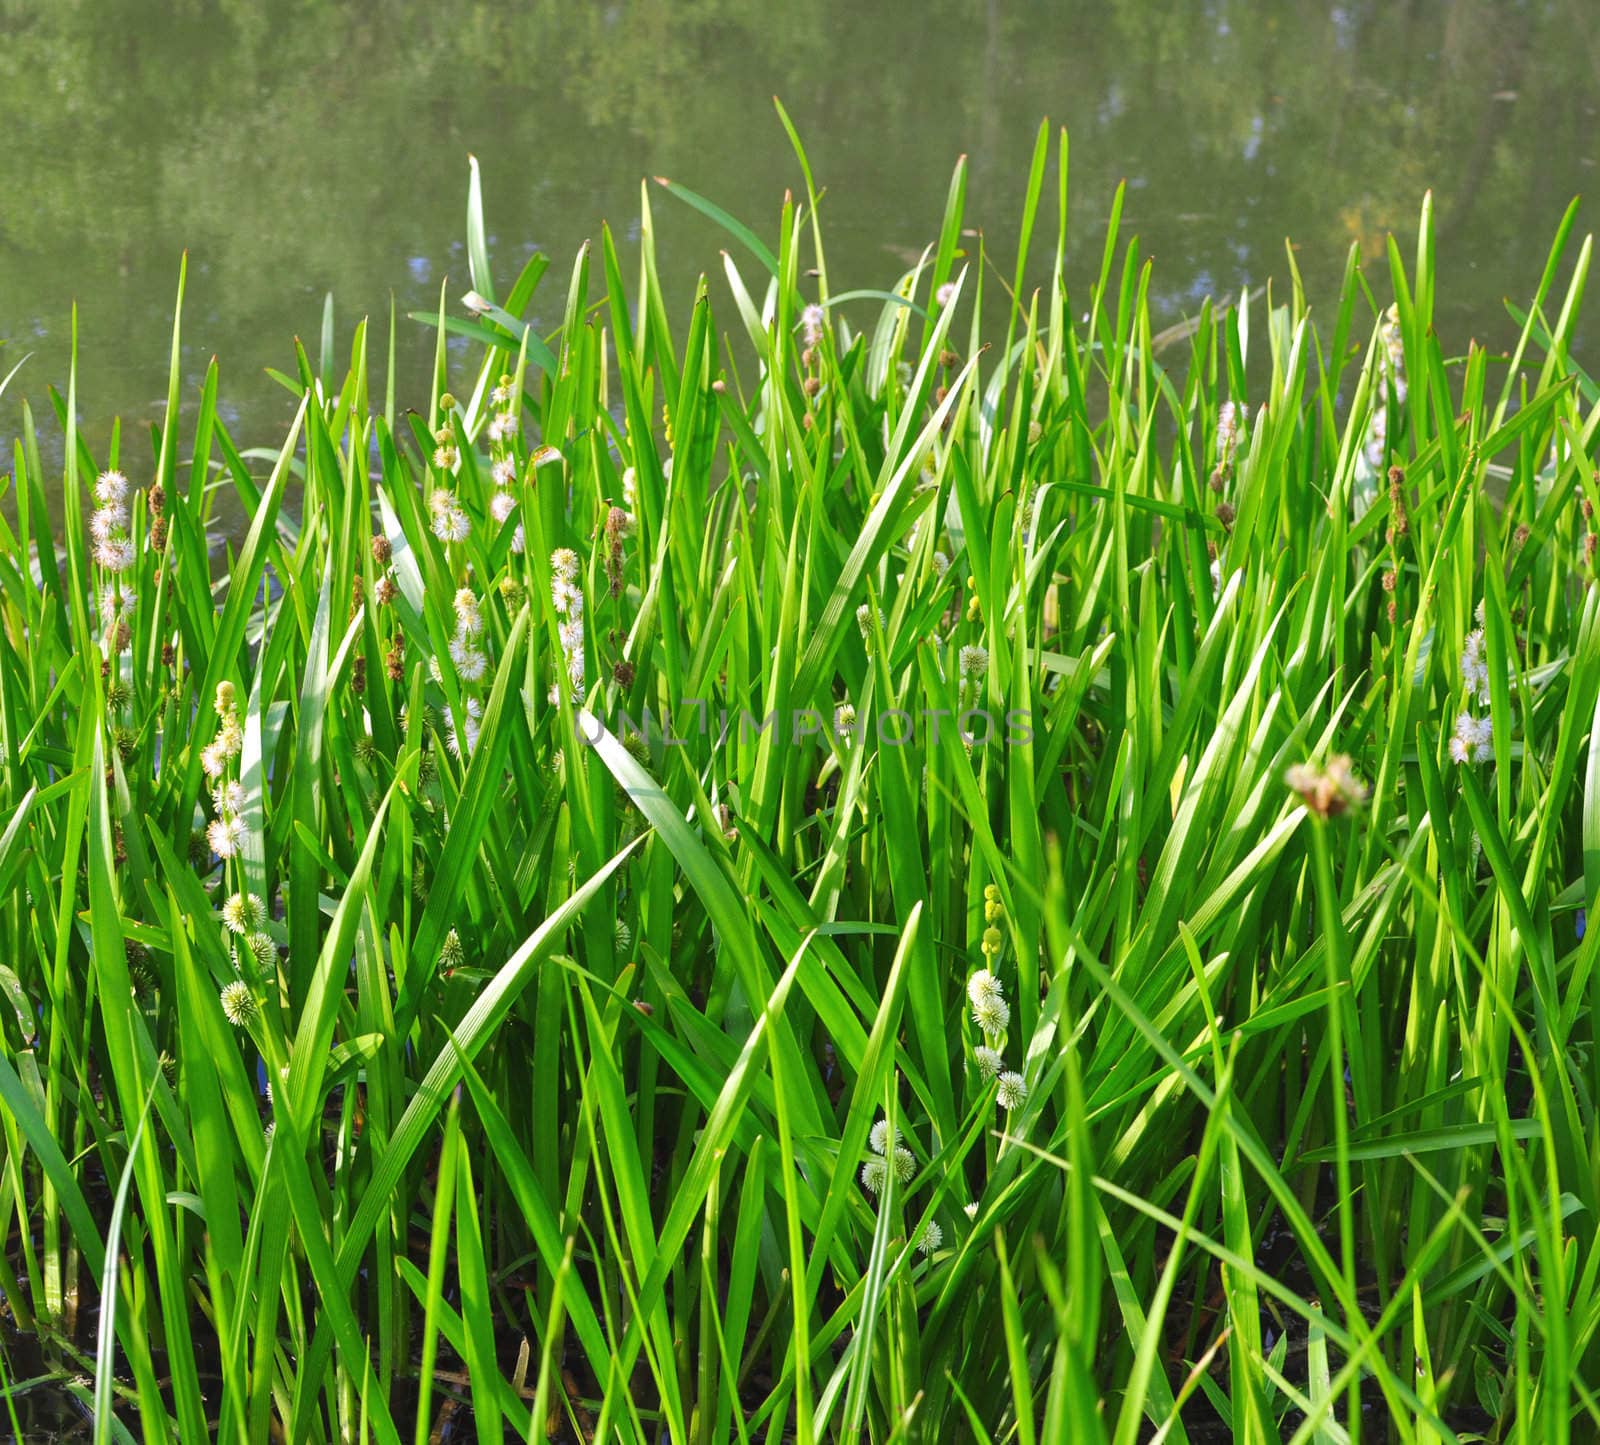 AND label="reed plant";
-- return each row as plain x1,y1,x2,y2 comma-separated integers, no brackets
1,115,1597,1443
